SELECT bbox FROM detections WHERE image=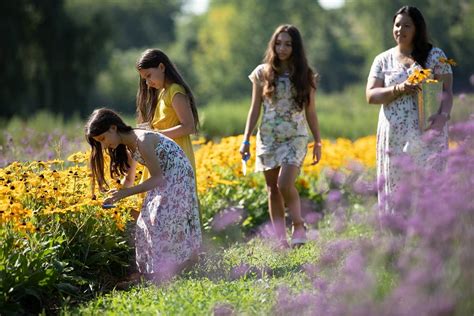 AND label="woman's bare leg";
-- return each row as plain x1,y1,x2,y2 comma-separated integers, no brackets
278,165,306,244
263,167,286,242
